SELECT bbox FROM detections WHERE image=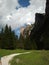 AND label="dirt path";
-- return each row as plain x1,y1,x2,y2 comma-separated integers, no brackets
1,52,31,65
